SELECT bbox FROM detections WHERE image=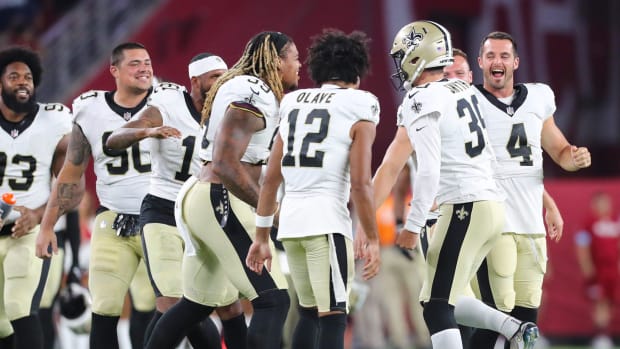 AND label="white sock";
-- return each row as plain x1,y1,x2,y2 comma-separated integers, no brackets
431,328,462,349
493,336,506,349
454,296,520,338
